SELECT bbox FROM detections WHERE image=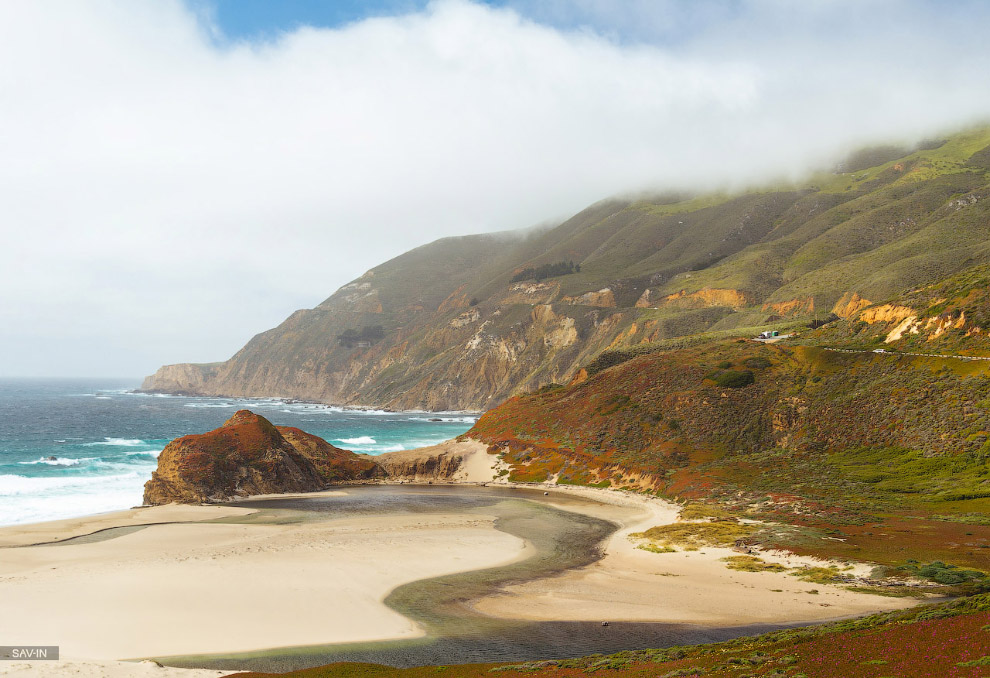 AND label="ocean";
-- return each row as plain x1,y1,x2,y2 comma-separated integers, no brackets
0,378,476,527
